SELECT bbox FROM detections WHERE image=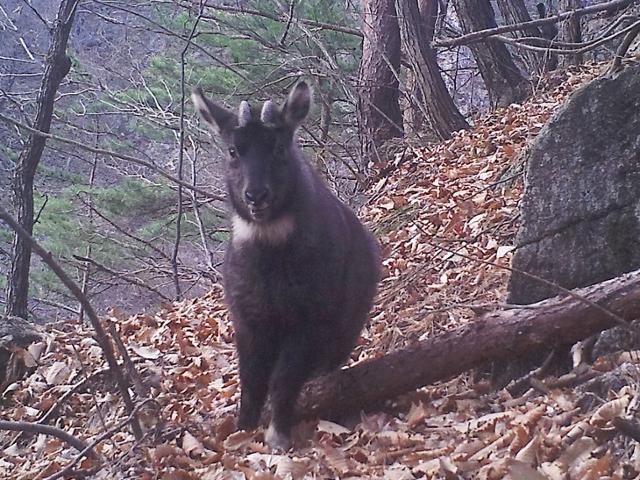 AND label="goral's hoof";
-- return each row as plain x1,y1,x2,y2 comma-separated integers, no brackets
265,423,291,450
